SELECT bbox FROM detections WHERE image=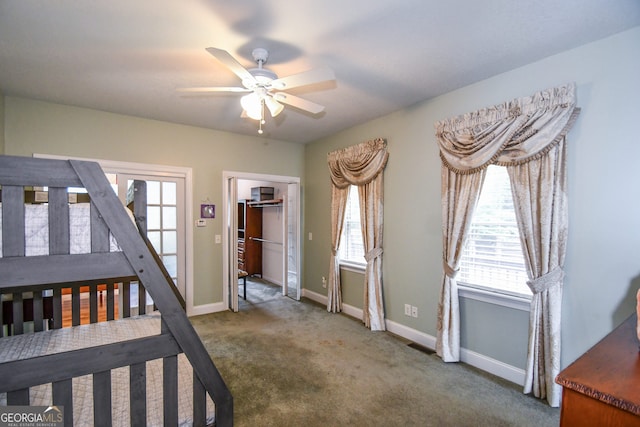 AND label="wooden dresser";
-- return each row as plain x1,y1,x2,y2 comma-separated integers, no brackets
556,314,640,426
